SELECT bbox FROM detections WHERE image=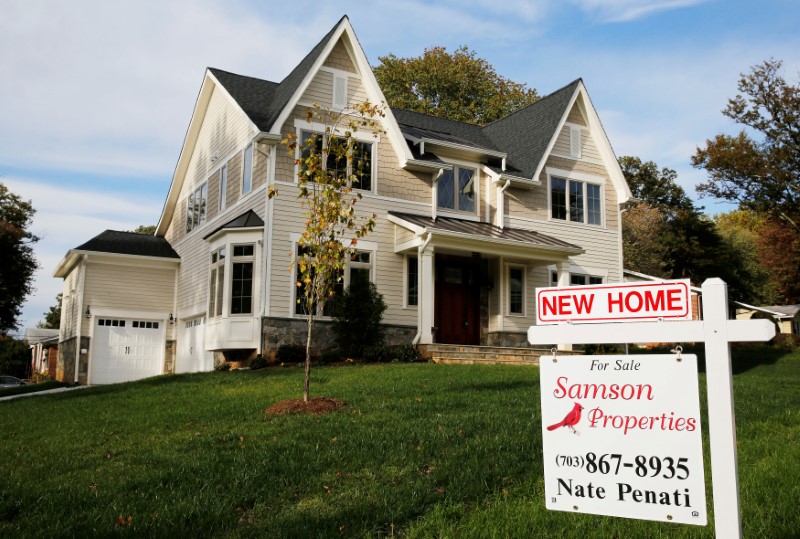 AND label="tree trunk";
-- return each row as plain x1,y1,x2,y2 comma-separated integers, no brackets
304,313,313,403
